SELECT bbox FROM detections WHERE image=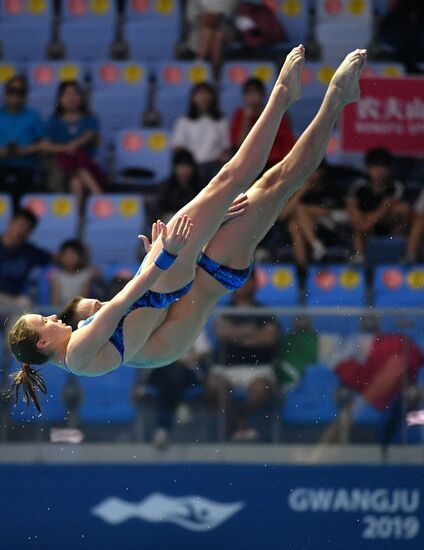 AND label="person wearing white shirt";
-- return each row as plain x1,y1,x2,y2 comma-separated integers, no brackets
171,82,231,184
